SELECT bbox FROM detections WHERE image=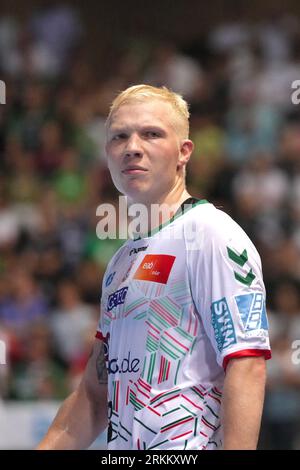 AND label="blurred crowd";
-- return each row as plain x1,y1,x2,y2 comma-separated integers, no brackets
0,4,300,449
